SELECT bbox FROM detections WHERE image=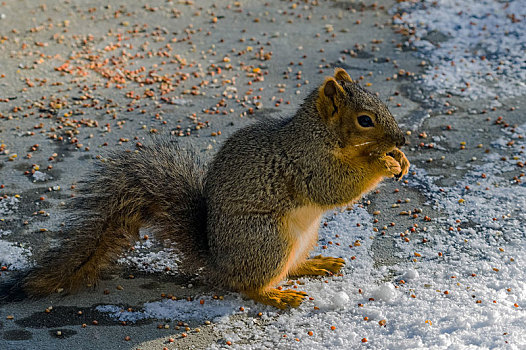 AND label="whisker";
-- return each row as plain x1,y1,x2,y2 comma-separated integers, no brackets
350,141,373,147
